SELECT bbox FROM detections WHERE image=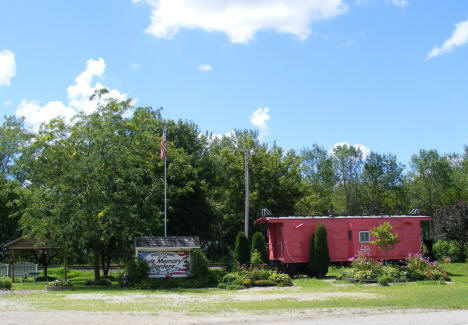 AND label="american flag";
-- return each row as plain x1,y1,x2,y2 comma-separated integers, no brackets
160,127,167,160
